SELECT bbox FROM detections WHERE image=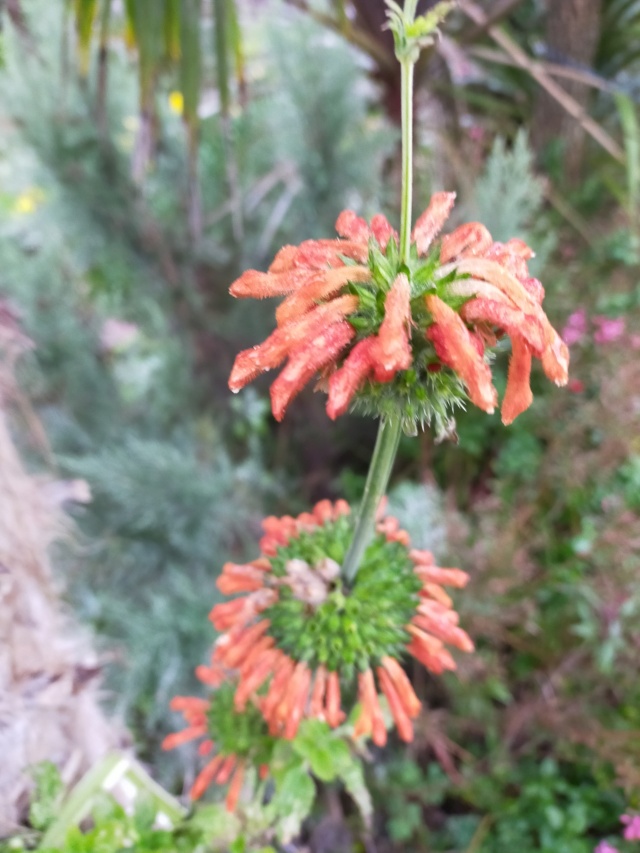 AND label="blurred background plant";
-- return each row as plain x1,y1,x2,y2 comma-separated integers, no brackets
1,0,640,850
